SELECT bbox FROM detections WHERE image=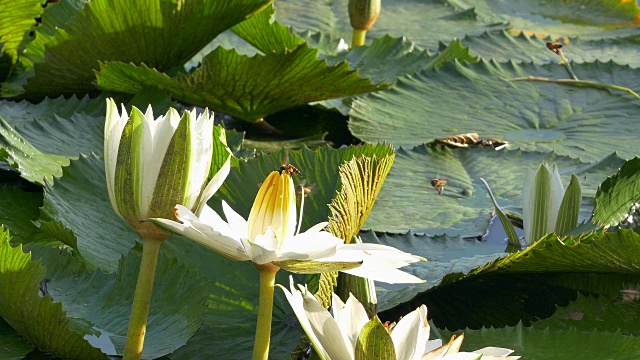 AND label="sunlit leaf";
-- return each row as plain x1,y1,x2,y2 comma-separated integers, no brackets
96,44,389,122
0,0,42,65
593,157,640,227
19,0,273,96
